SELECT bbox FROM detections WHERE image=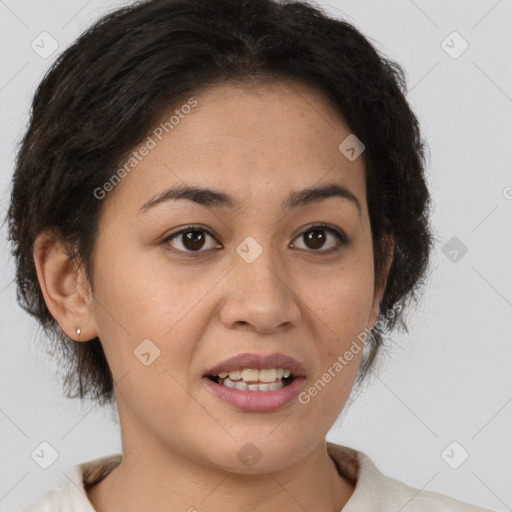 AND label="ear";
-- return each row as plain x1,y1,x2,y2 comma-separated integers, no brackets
33,228,98,342
367,234,394,329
